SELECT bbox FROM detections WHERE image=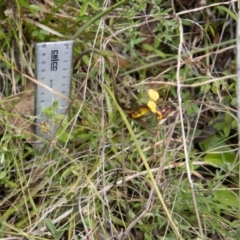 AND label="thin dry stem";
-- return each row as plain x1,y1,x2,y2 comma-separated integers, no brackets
176,17,204,238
